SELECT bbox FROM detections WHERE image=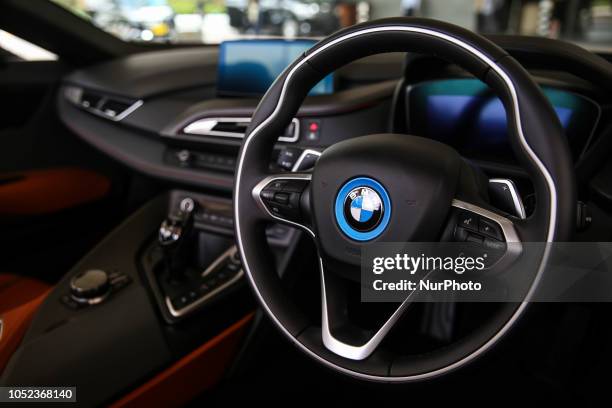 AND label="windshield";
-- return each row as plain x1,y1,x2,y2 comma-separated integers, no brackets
53,0,612,51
